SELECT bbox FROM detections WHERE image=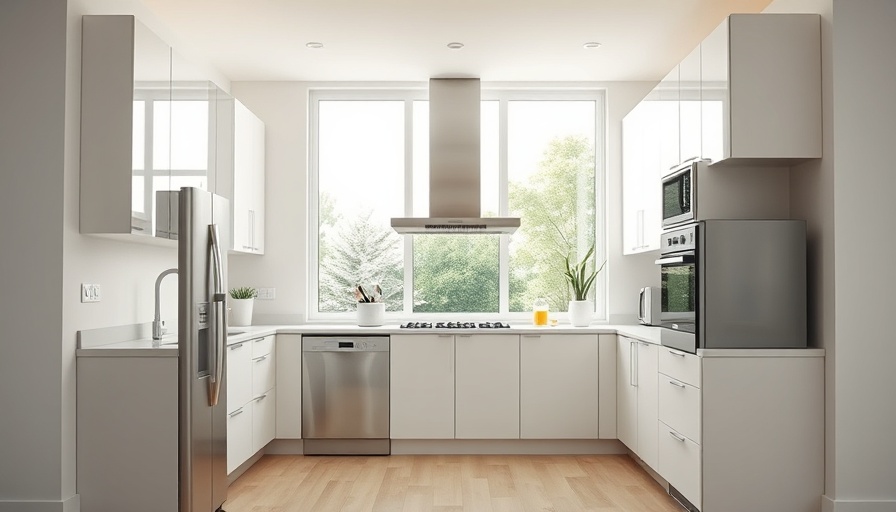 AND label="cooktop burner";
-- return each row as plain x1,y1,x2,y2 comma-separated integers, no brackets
399,321,510,329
